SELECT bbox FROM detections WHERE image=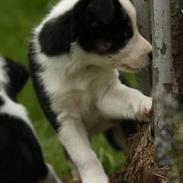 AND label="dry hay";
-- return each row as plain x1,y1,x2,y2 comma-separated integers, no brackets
63,125,169,183
110,125,168,183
